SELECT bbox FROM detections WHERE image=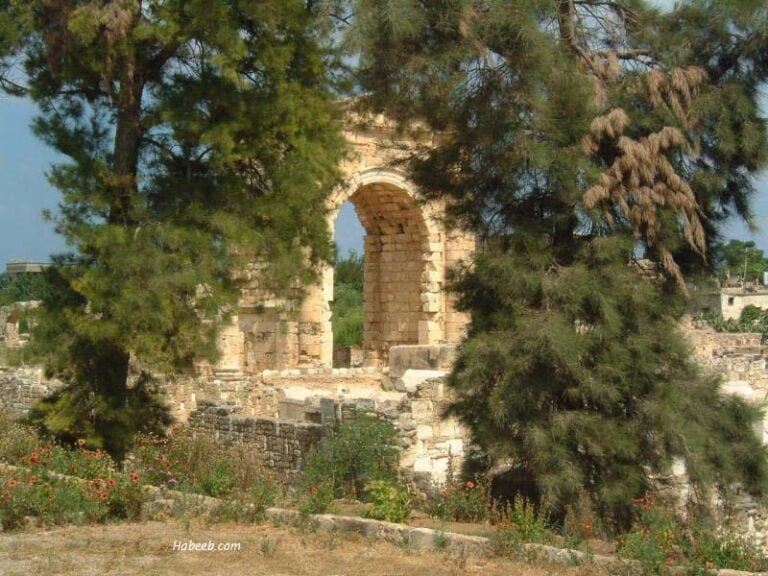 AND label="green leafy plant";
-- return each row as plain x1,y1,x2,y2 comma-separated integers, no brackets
365,480,411,523
211,479,278,524
491,495,552,557
427,476,490,523
299,481,335,515
200,460,236,498
618,493,768,573
301,411,399,500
